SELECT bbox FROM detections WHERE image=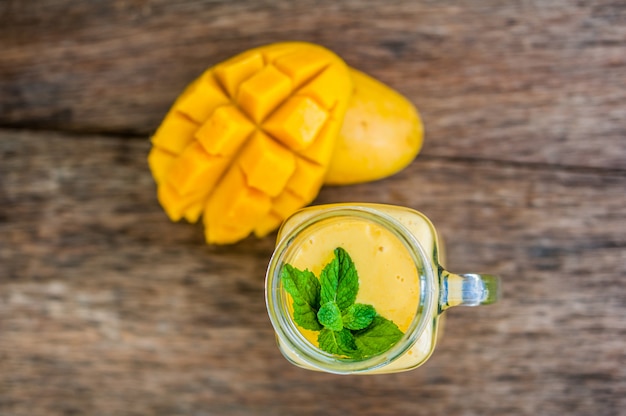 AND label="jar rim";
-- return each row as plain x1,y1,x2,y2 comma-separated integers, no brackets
265,205,436,374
